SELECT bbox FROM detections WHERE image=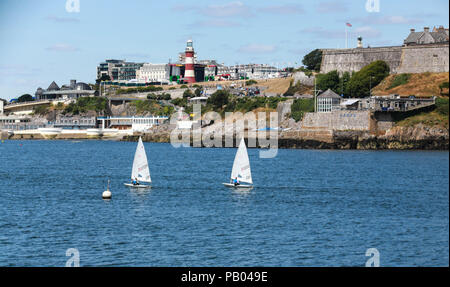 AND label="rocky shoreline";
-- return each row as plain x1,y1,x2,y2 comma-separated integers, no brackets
120,126,449,150
3,124,448,150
